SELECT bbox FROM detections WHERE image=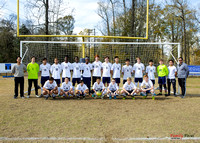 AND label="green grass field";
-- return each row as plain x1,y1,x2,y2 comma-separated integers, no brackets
0,76,200,143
